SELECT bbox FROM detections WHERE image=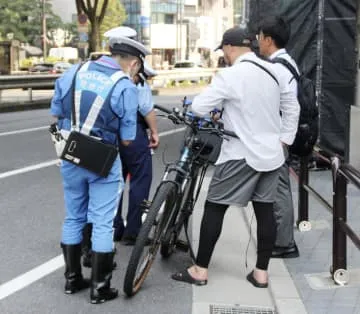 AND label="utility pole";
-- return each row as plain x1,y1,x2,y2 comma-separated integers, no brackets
176,0,179,61
179,0,182,61
42,0,47,59
140,0,151,62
